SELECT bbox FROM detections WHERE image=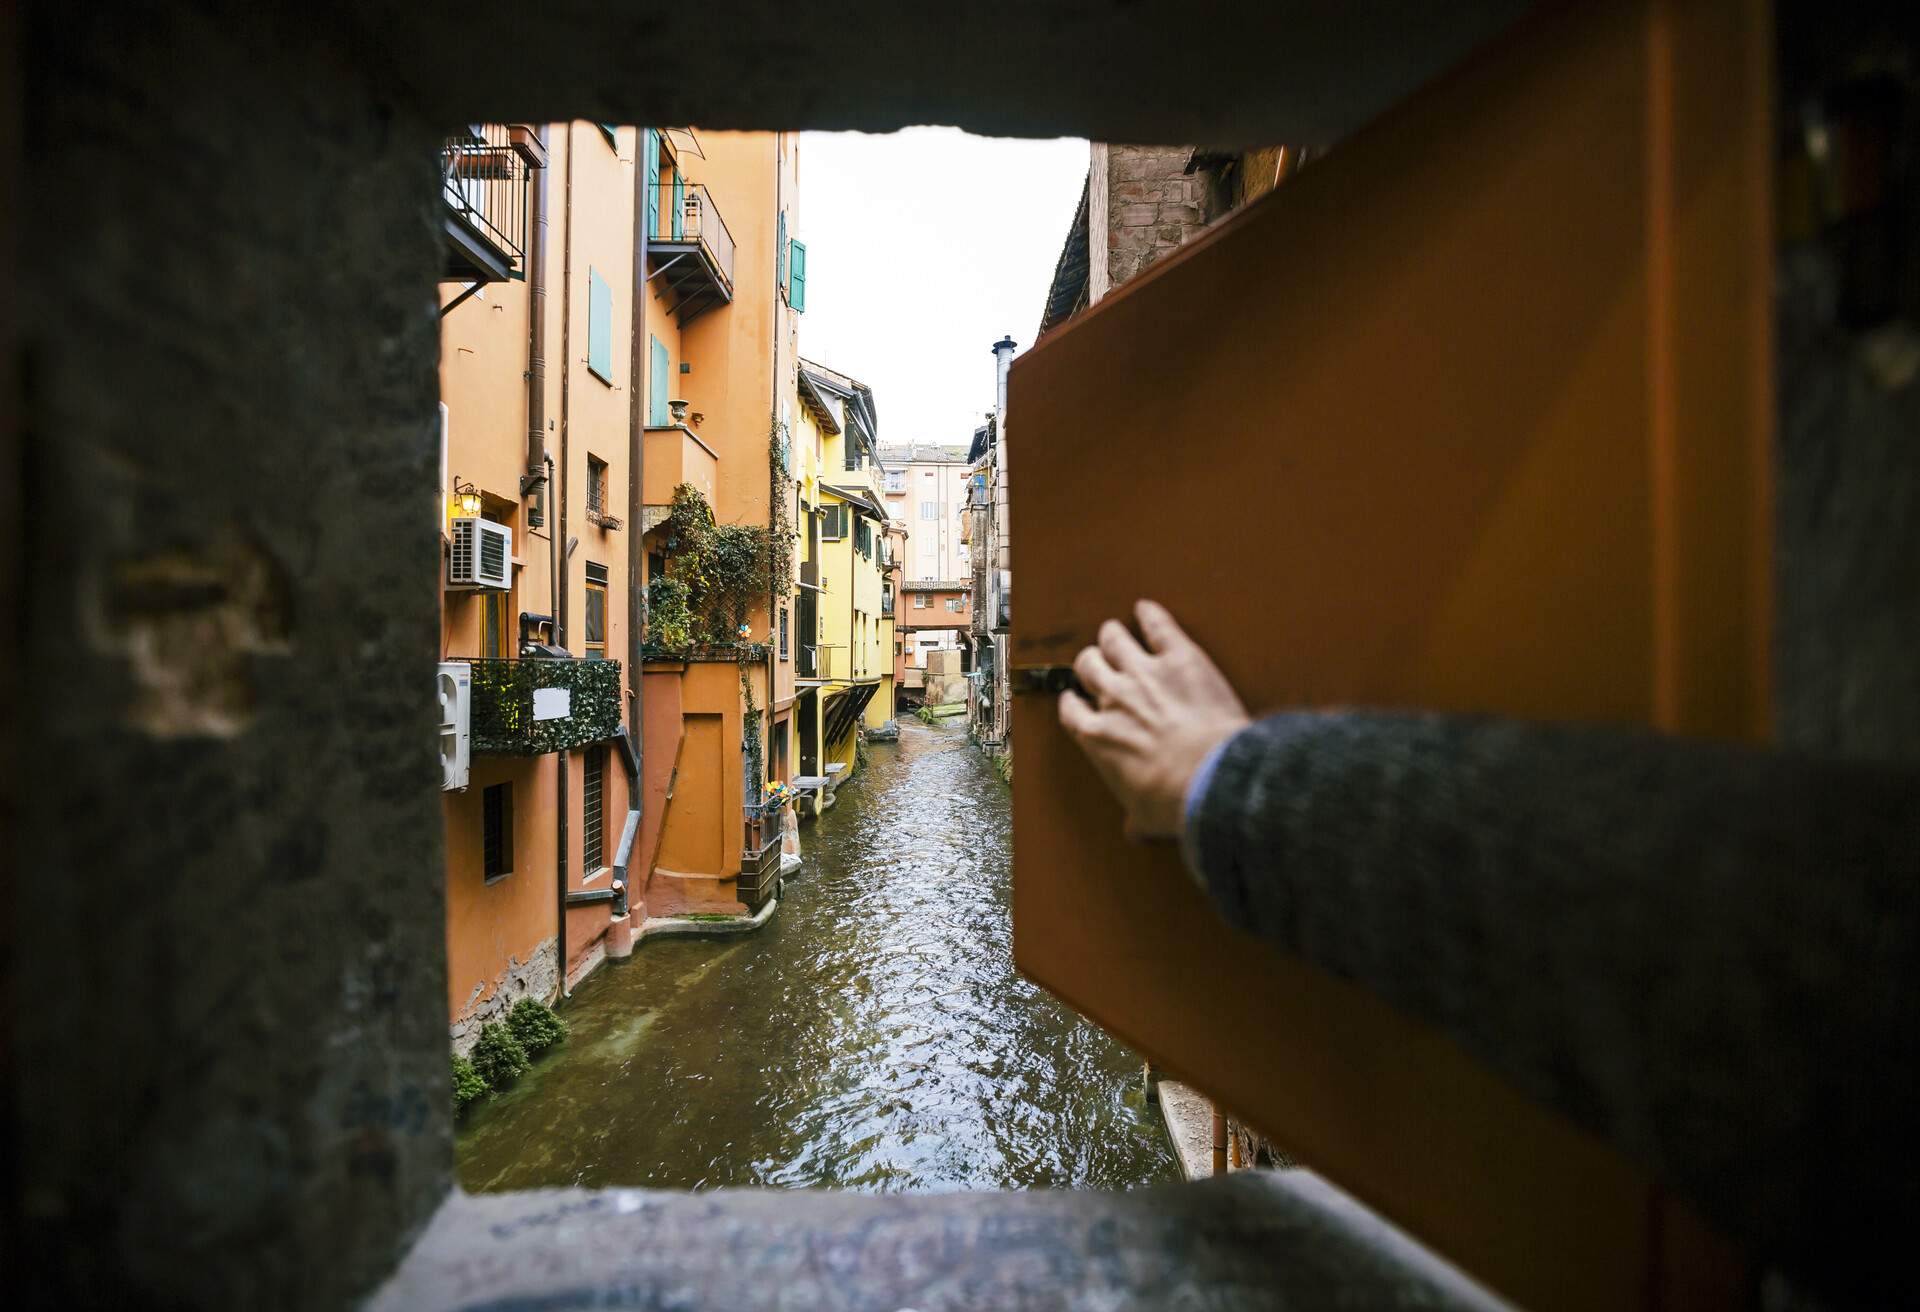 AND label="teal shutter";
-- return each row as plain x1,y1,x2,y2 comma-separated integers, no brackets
789,240,807,312
649,335,669,426
642,130,660,237
587,268,612,382
672,167,685,240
